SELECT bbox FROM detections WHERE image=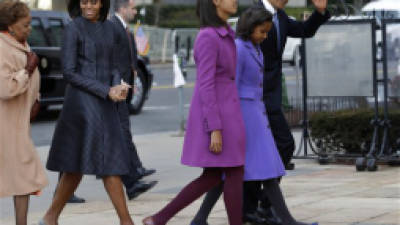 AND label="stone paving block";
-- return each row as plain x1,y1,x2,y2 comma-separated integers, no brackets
308,207,392,224
365,210,400,225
